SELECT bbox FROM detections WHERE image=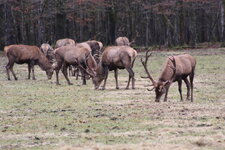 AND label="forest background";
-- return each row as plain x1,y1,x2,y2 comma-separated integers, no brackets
0,0,224,50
